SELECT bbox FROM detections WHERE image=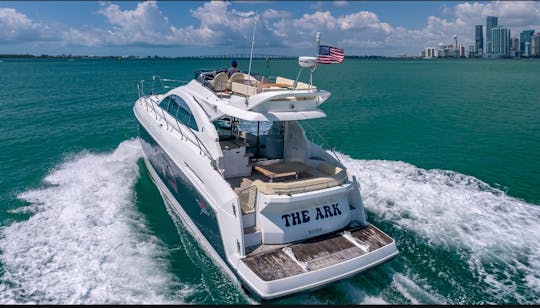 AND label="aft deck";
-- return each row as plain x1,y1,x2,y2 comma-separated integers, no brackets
241,224,395,281
226,161,348,213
